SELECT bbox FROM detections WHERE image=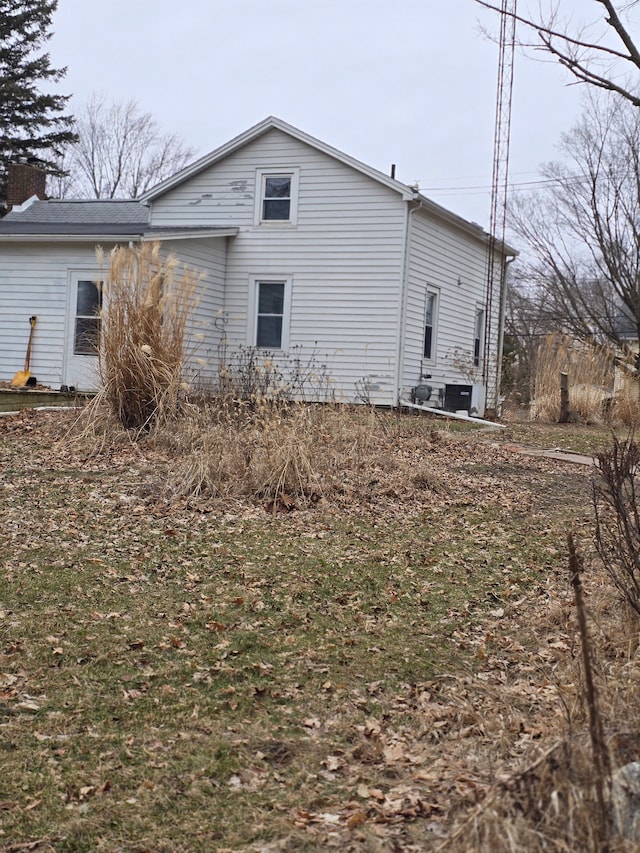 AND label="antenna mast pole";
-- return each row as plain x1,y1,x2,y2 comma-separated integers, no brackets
483,0,517,411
